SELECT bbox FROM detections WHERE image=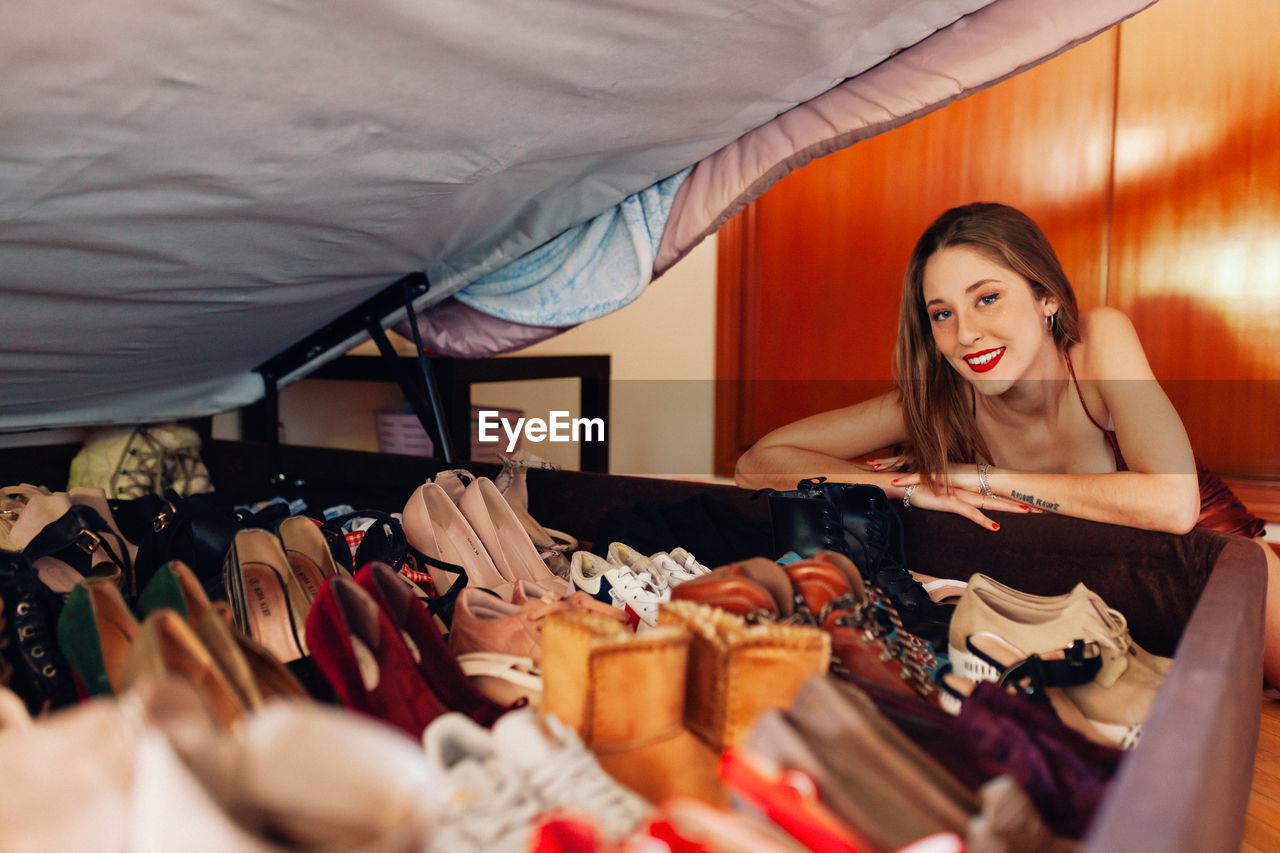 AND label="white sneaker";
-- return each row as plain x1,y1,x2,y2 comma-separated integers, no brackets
568,550,668,628
605,542,669,593
422,713,542,853
422,709,651,852
650,547,711,588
